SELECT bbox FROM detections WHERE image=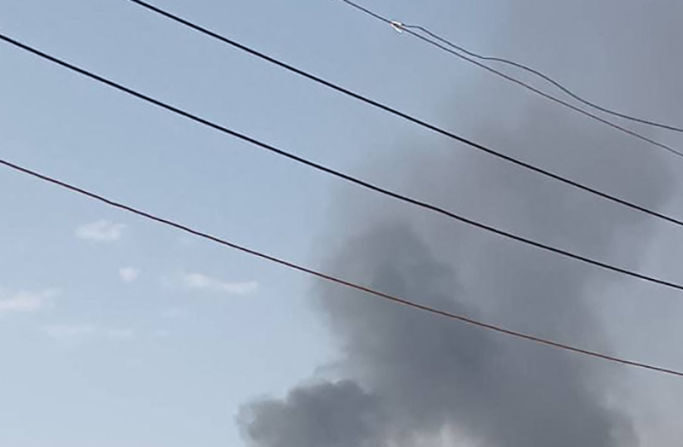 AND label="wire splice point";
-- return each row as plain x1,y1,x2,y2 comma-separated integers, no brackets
390,20,404,33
